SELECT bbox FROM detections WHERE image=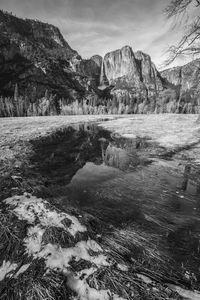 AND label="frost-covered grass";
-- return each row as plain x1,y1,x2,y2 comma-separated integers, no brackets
99,114,200,150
